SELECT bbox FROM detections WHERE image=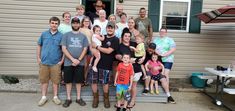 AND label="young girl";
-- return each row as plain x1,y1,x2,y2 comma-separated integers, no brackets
145,53,165,94
130,34,147,80
90,25,104,72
